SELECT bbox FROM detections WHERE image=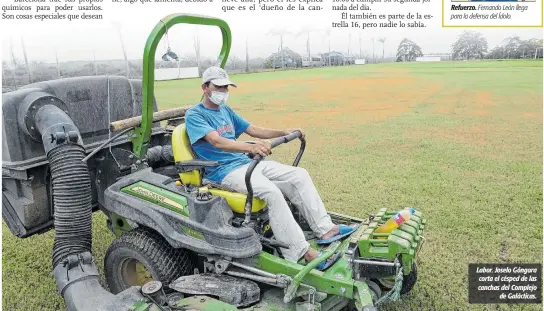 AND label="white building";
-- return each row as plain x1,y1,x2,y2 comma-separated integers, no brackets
302,55,324,67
